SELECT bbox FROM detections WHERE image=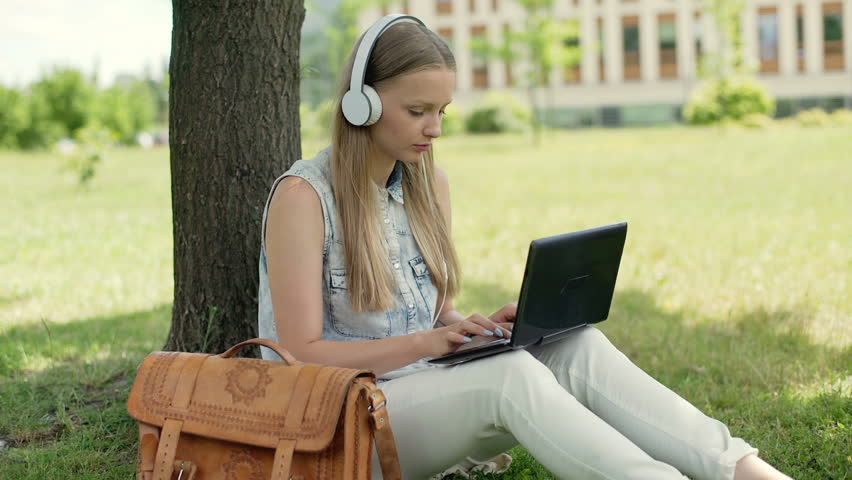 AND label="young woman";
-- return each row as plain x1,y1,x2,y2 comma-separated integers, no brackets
257,14,791,480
